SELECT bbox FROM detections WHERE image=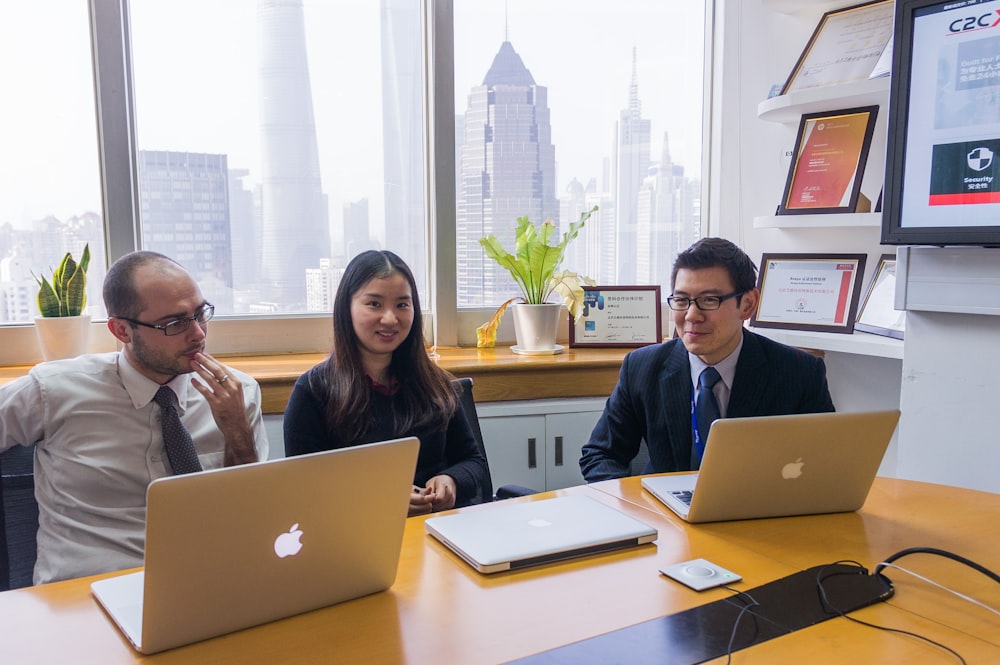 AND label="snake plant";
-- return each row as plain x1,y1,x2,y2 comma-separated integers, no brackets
34,244,91,317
